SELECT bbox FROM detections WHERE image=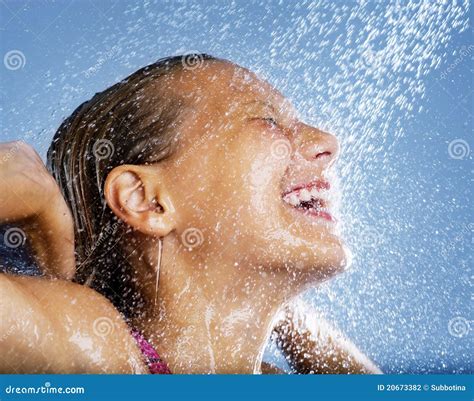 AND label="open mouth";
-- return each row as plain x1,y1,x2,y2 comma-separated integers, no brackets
282,180,334,222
